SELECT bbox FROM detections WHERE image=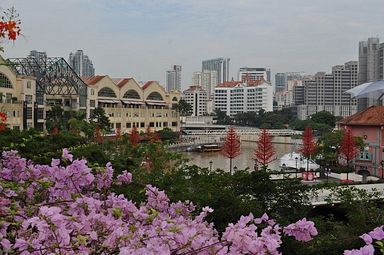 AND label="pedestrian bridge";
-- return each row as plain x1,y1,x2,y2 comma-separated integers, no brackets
183,128,302,137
